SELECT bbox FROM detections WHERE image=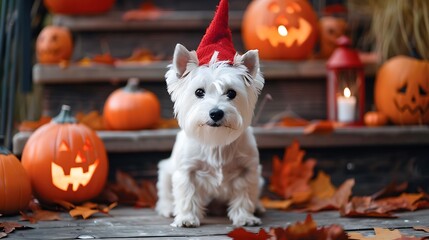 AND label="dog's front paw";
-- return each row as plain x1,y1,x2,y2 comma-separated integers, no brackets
155,201,174,218
231,214,261,226
171,214,200,228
